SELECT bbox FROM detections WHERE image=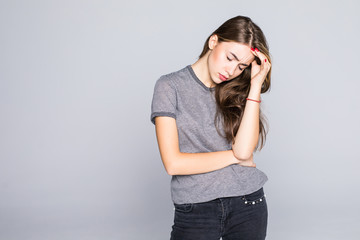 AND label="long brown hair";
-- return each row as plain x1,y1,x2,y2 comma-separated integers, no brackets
199,16,272,151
